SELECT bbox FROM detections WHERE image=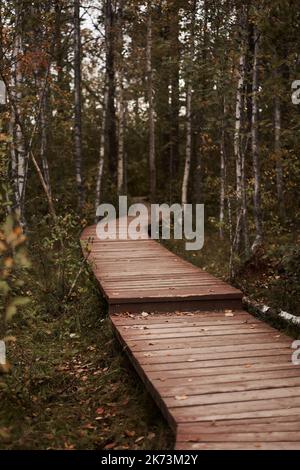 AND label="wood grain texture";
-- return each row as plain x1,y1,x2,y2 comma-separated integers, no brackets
81,220,300,450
